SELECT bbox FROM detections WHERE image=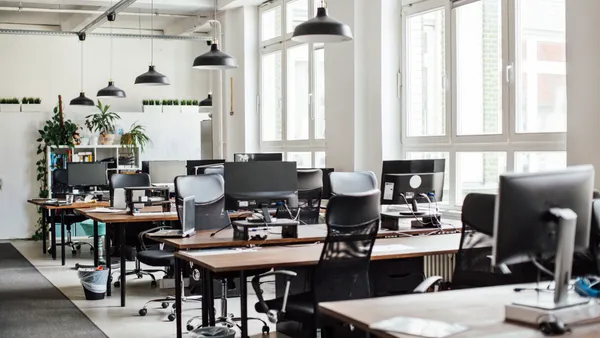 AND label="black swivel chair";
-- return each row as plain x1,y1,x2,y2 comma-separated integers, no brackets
109,173,165,287
204,165,224,176
251,190,381,337
48,169,93,256
329,171,377,195
295,169,323,224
